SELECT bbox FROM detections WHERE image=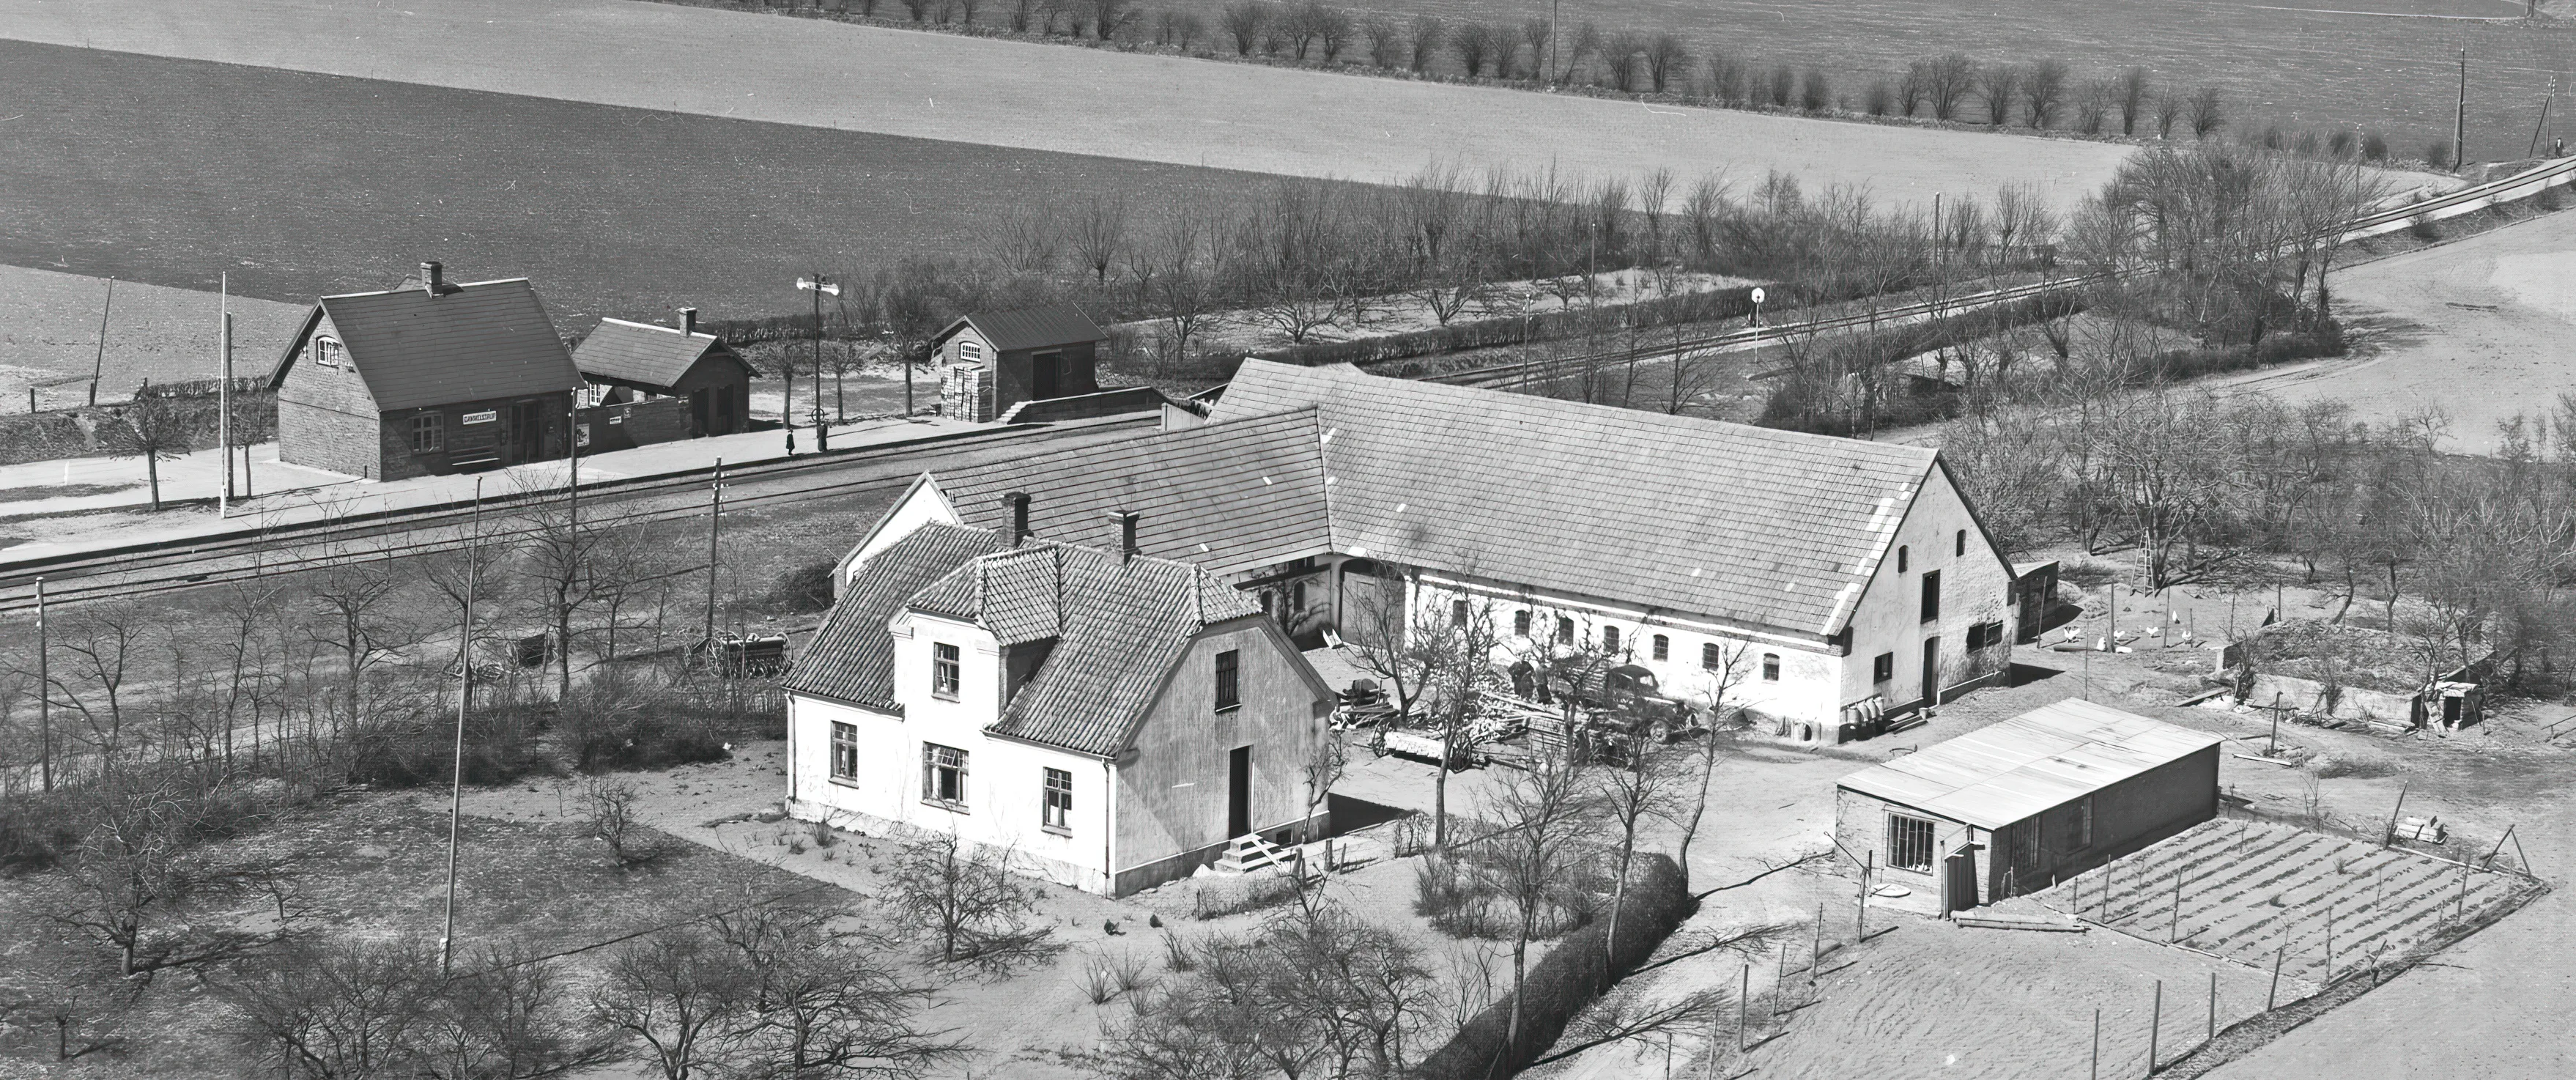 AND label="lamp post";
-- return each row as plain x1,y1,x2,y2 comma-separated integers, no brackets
797,275,838,452
1750,286,1766,328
